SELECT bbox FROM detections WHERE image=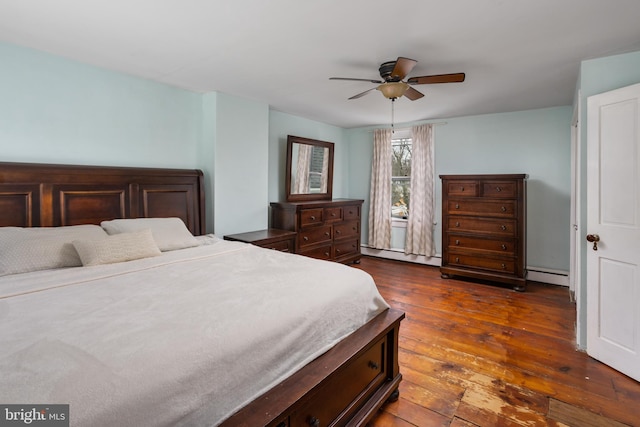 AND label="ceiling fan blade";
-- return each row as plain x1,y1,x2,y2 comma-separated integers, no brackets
348,88,377,100
408,73,466,85
390,57,417,80
404,86,424,101
330,77,384,83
